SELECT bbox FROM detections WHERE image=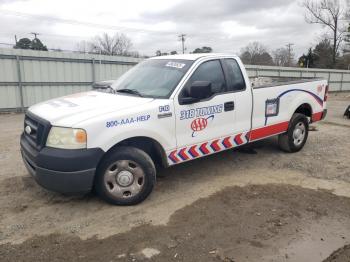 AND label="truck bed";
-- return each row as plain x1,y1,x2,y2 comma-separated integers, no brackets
251,77,324,89
250,77,327,133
